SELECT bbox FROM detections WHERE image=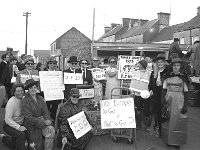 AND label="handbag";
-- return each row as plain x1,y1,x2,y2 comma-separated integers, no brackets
161,105,170,123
